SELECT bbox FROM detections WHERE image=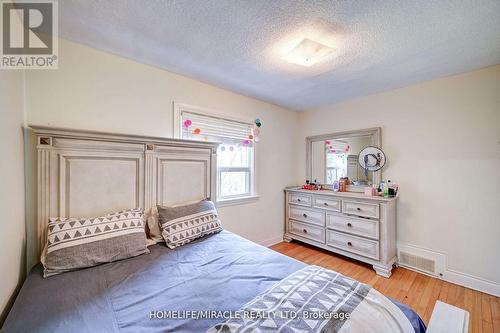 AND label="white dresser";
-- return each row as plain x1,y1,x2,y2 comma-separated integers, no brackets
284,187,397,277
